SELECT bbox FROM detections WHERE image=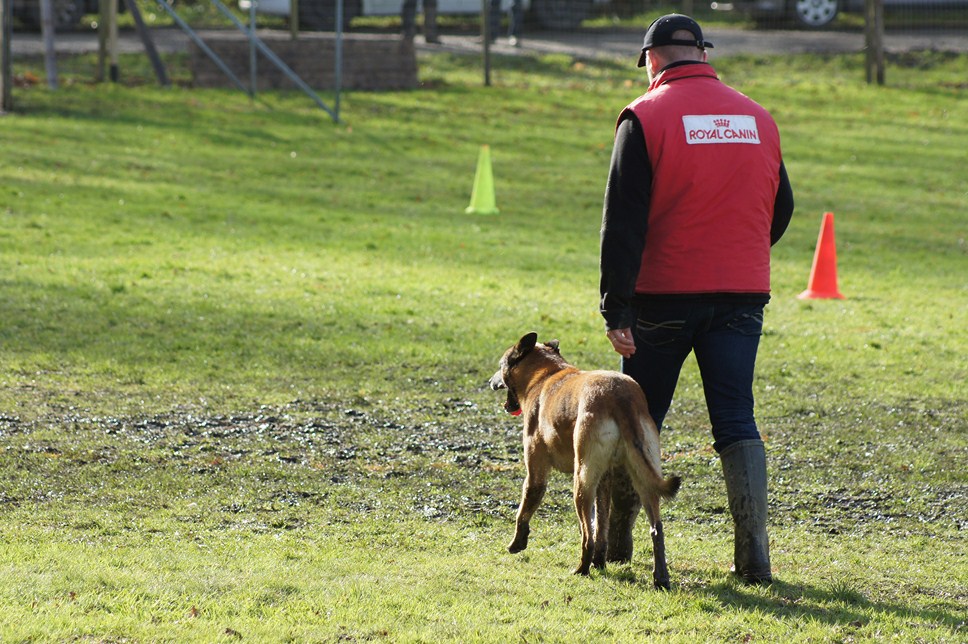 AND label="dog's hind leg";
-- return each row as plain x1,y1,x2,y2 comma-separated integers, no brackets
627,461,672,588
643,494,670,590
591,472,611,570
508,450,549,554
622,418,679,588
572,461,607,576
573,466,596,575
